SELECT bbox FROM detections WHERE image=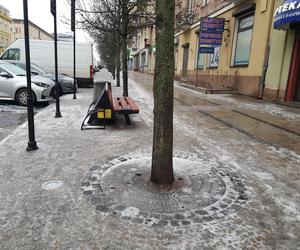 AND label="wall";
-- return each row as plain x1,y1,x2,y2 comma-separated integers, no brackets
11,21,53,41
264,0,295,101
0,11,12,54
175,0,276,97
